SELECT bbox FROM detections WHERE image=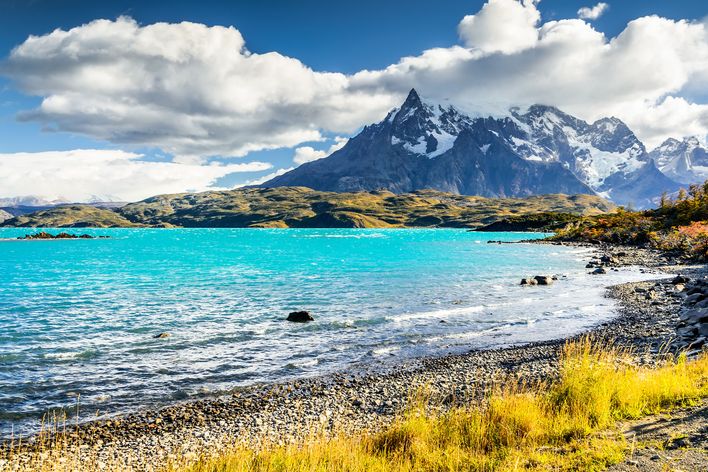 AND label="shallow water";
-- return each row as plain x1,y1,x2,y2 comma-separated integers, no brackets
0,228,656,436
